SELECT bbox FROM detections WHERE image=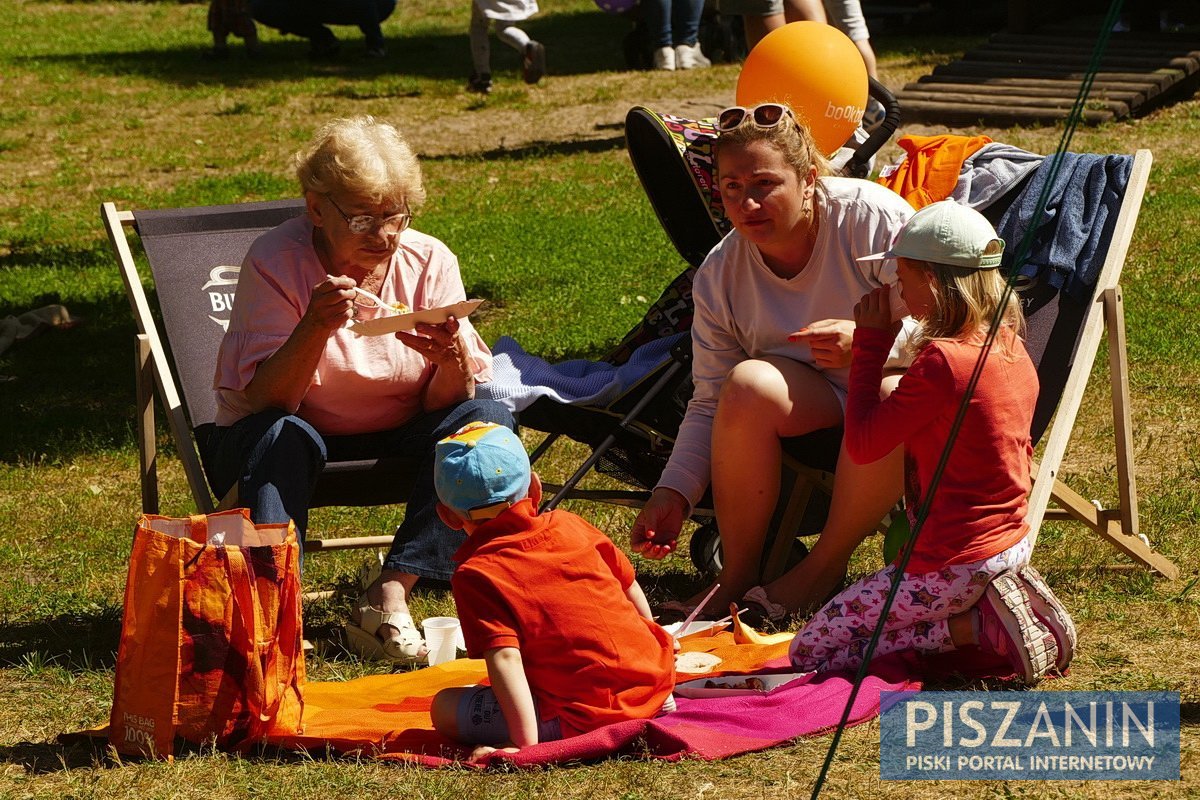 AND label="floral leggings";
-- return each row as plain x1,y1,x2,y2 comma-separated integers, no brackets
788,535,1032,673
